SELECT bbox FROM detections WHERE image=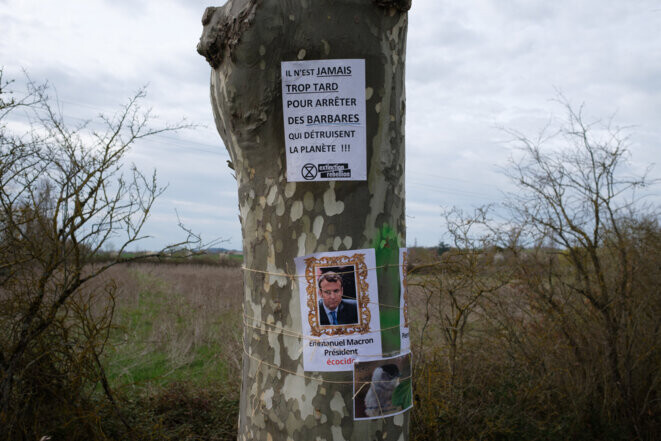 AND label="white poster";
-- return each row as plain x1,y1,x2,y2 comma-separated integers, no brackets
295,249,381,372
281,59,367,182
399,248,410,351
